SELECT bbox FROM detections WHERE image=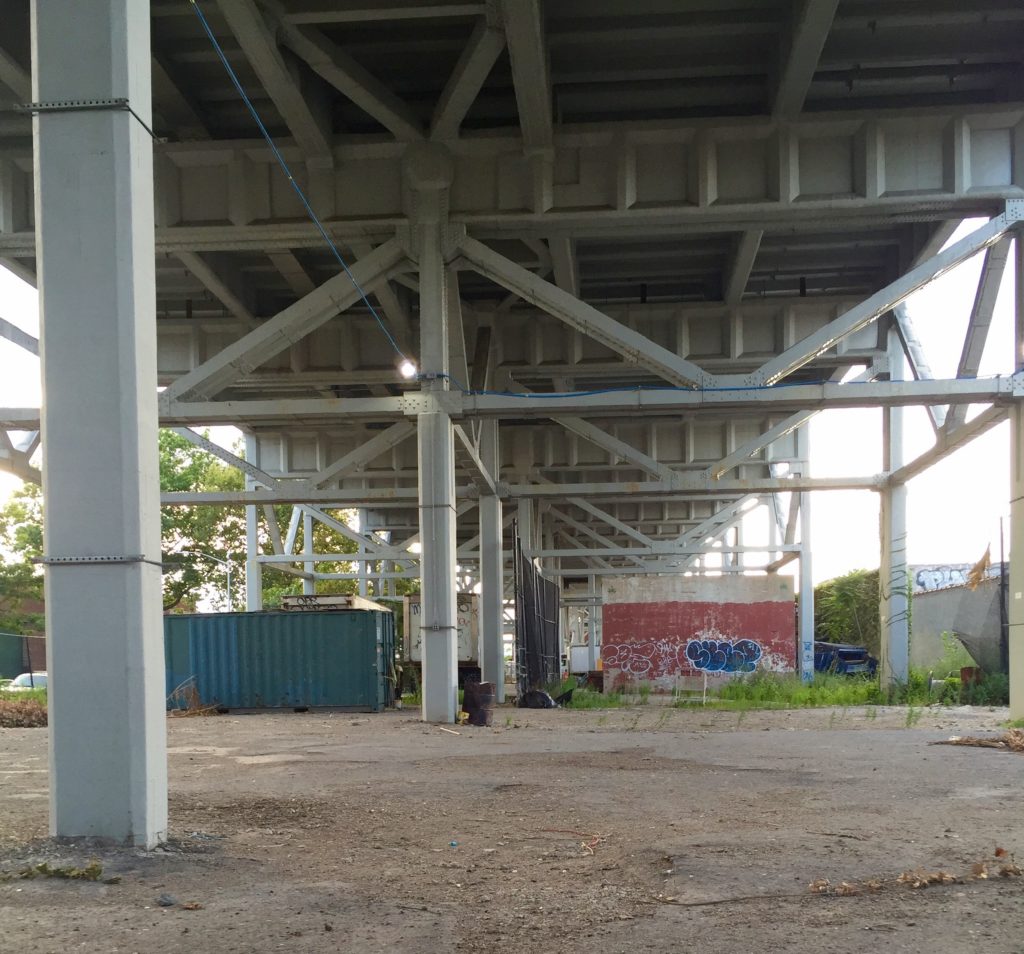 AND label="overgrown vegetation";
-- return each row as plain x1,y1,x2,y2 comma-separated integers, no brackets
709,667,1009,710
567,687,624,709
711,671,885,709
814,568,880,656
